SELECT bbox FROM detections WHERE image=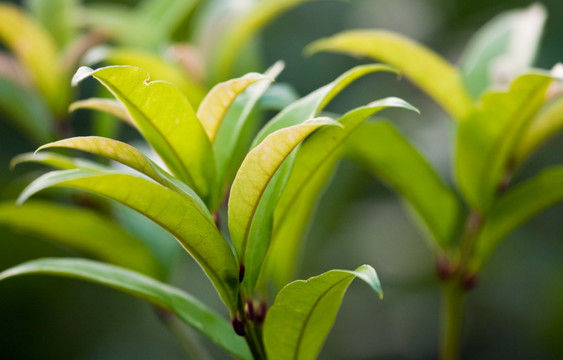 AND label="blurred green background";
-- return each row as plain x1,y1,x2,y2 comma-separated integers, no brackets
1,0,562,359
